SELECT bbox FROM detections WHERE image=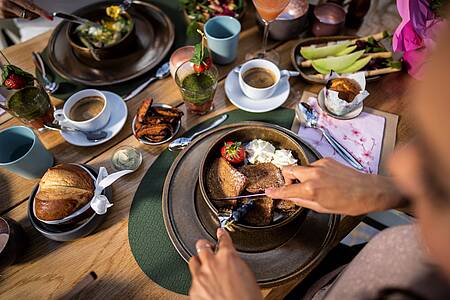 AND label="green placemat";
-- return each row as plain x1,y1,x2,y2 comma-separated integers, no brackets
128,108,295,295
38,0,193,101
